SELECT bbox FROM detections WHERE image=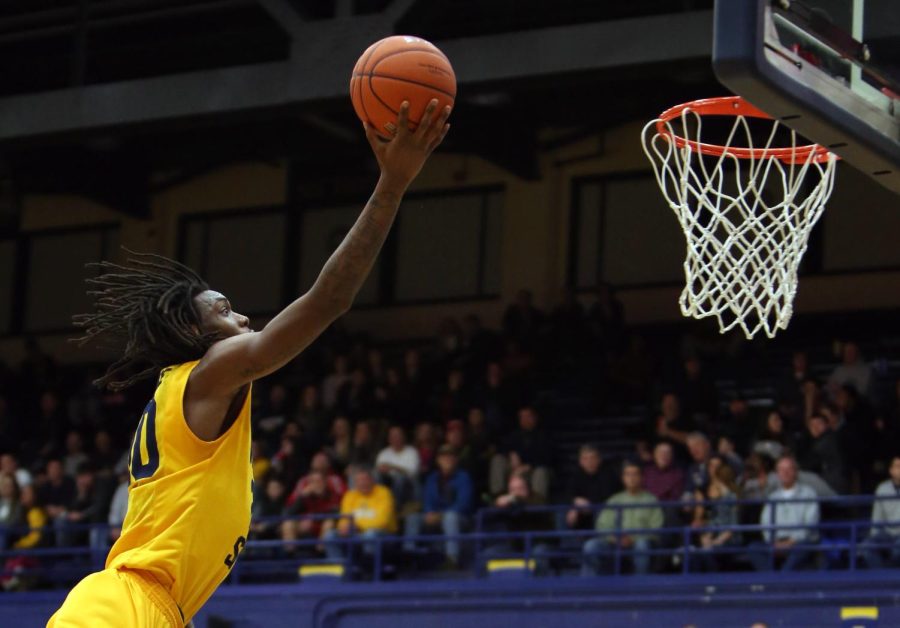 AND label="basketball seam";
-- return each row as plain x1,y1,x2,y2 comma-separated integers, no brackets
369,48,453,81
371,47,451,66
357,73,457,101
357,39,386,128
